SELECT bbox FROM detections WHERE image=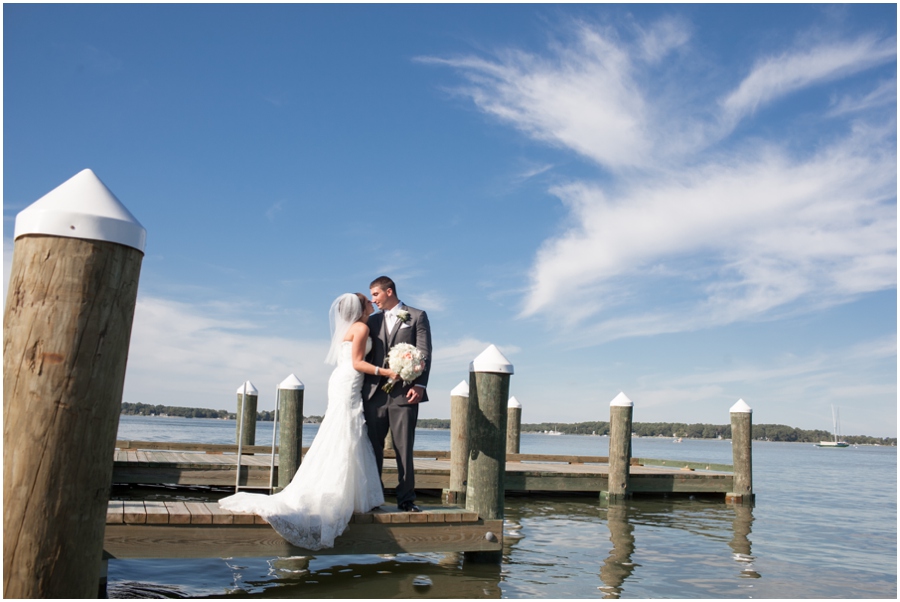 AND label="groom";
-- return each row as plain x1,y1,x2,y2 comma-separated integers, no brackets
363,276,432,512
